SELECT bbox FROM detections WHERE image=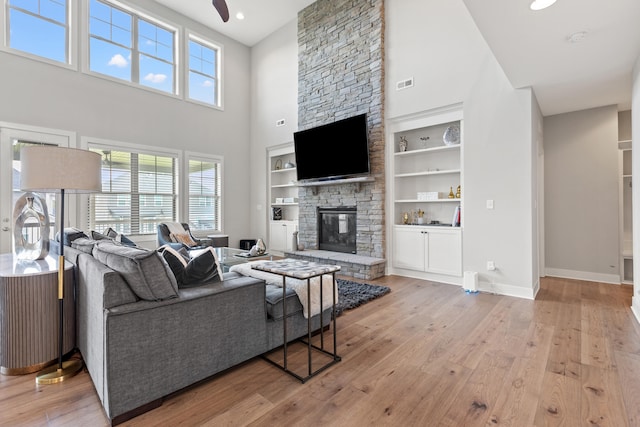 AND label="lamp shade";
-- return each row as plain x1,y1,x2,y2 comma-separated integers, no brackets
20,146,102,193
